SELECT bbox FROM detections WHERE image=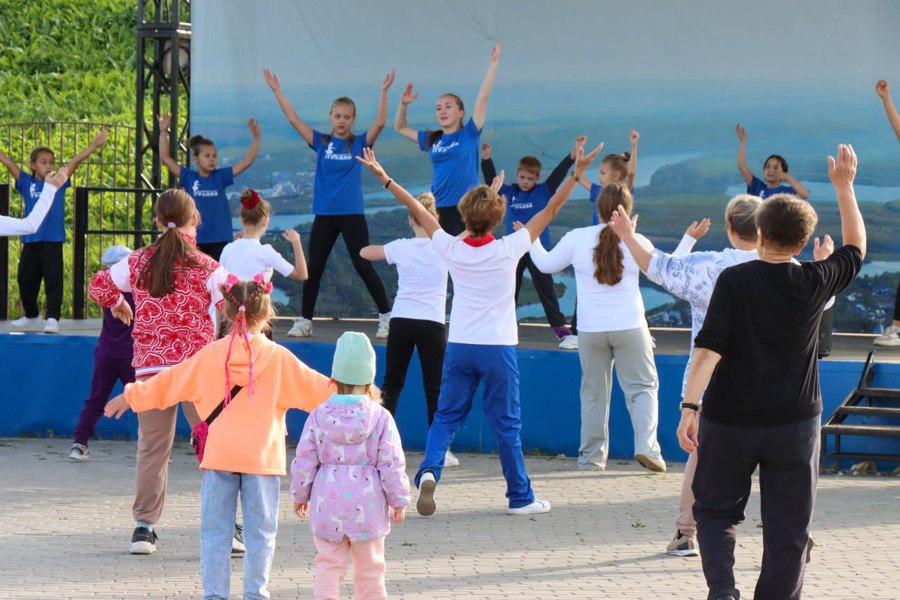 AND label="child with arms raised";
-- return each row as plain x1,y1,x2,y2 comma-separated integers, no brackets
735,123,809,200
